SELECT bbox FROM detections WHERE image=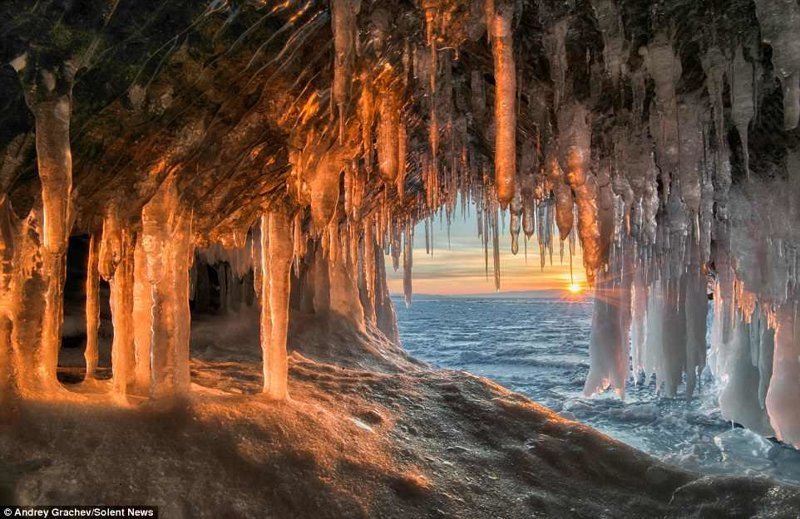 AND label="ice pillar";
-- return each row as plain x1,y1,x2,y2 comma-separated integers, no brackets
23,62,76,392
140,179,194,398
259,212,293,399
766,298,800,446
84,232,100,379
